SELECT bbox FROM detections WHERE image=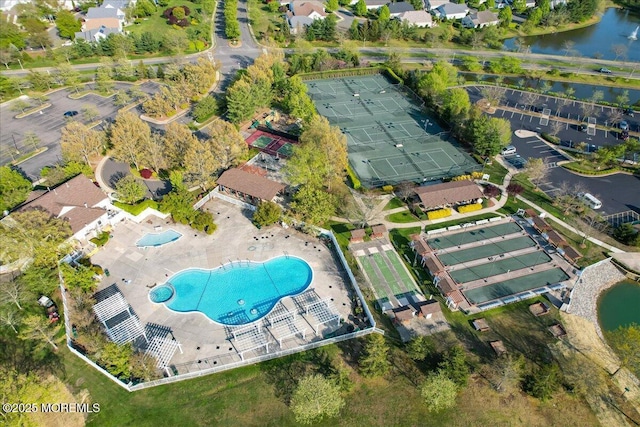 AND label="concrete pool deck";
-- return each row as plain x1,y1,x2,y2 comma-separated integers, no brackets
90,200,357,371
